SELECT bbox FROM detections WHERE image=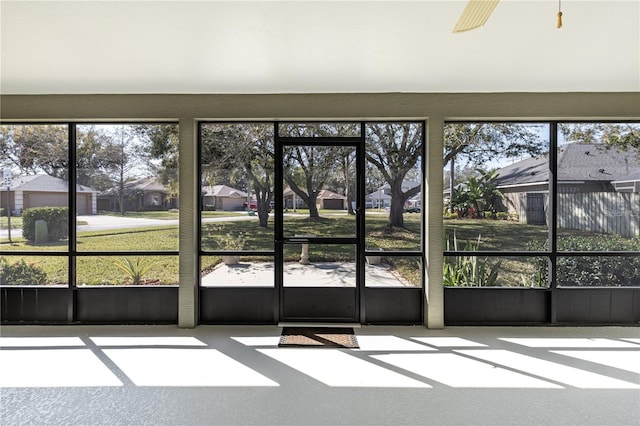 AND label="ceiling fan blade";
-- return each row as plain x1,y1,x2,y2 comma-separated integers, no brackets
453,0,500,33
